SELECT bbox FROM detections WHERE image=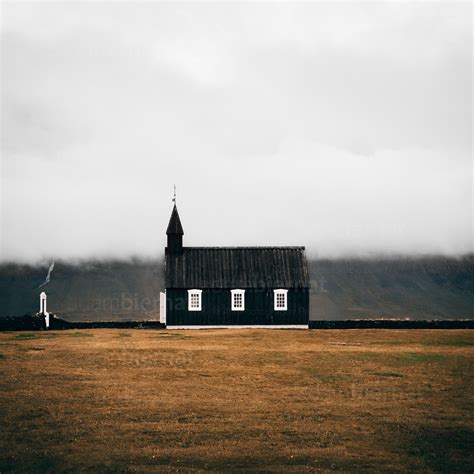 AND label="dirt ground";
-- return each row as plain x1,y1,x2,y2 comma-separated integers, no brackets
0,329,473,472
